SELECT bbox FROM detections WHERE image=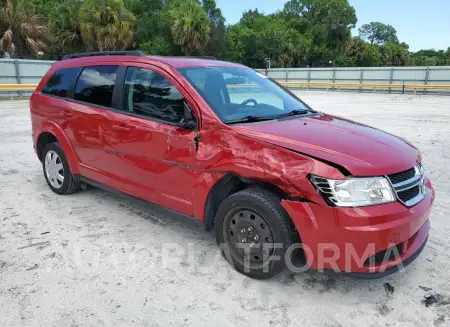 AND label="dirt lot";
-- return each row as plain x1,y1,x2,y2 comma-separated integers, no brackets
1,92,449,327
